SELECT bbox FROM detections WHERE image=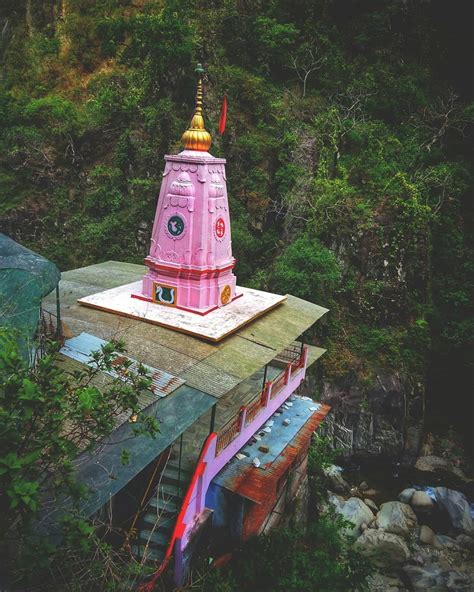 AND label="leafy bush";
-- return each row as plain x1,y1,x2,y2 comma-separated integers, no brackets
271,234,341,303
0,329,158,589
308,433,338,476
202,517,372,592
